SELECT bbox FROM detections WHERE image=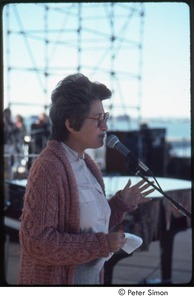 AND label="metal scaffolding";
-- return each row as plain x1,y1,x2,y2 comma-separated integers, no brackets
3,2,145,128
